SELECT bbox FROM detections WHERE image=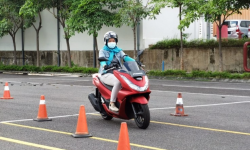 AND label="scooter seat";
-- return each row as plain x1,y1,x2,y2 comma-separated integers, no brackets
97,76,113,91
